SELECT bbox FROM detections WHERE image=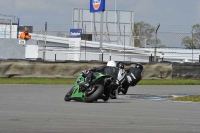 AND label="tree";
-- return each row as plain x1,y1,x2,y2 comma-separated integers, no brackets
181,24,200,49
181,36,196,49
134,21,161,47
57,31,69,38
158,45,167,48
